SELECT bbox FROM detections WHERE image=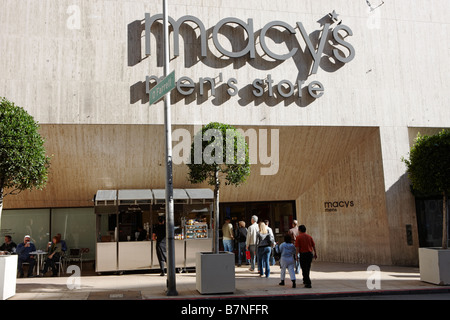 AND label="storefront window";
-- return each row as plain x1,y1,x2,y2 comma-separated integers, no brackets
271,202,295,243
1,208,96,260
51,208,96,260
416,198,450,248
0,209,50,251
